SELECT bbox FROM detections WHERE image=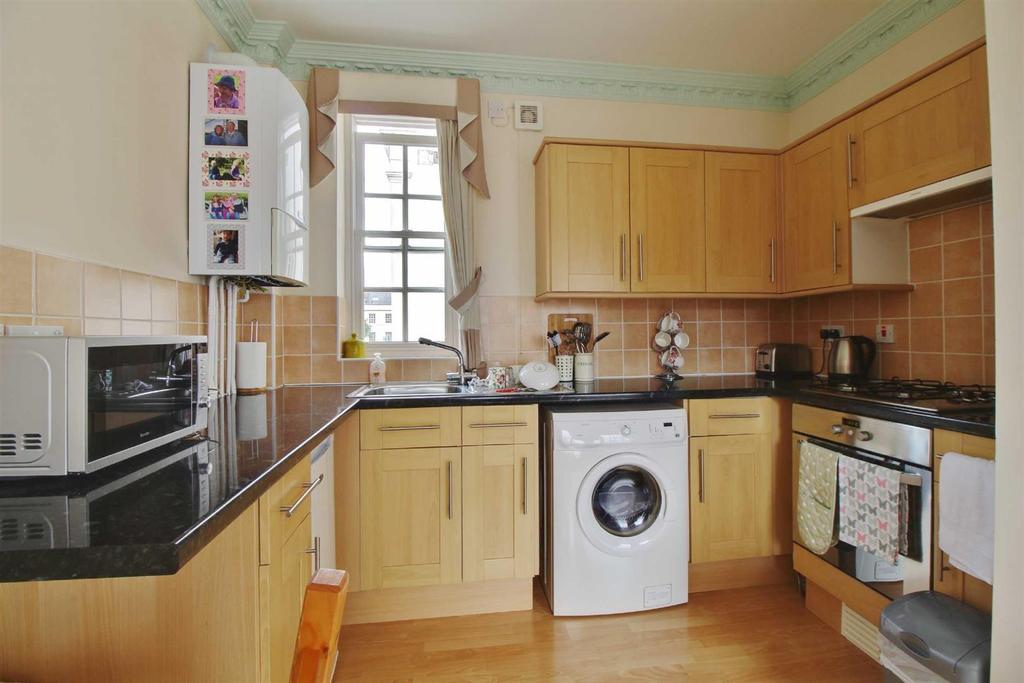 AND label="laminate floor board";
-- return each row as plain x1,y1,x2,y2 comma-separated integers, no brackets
335,582,880,682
